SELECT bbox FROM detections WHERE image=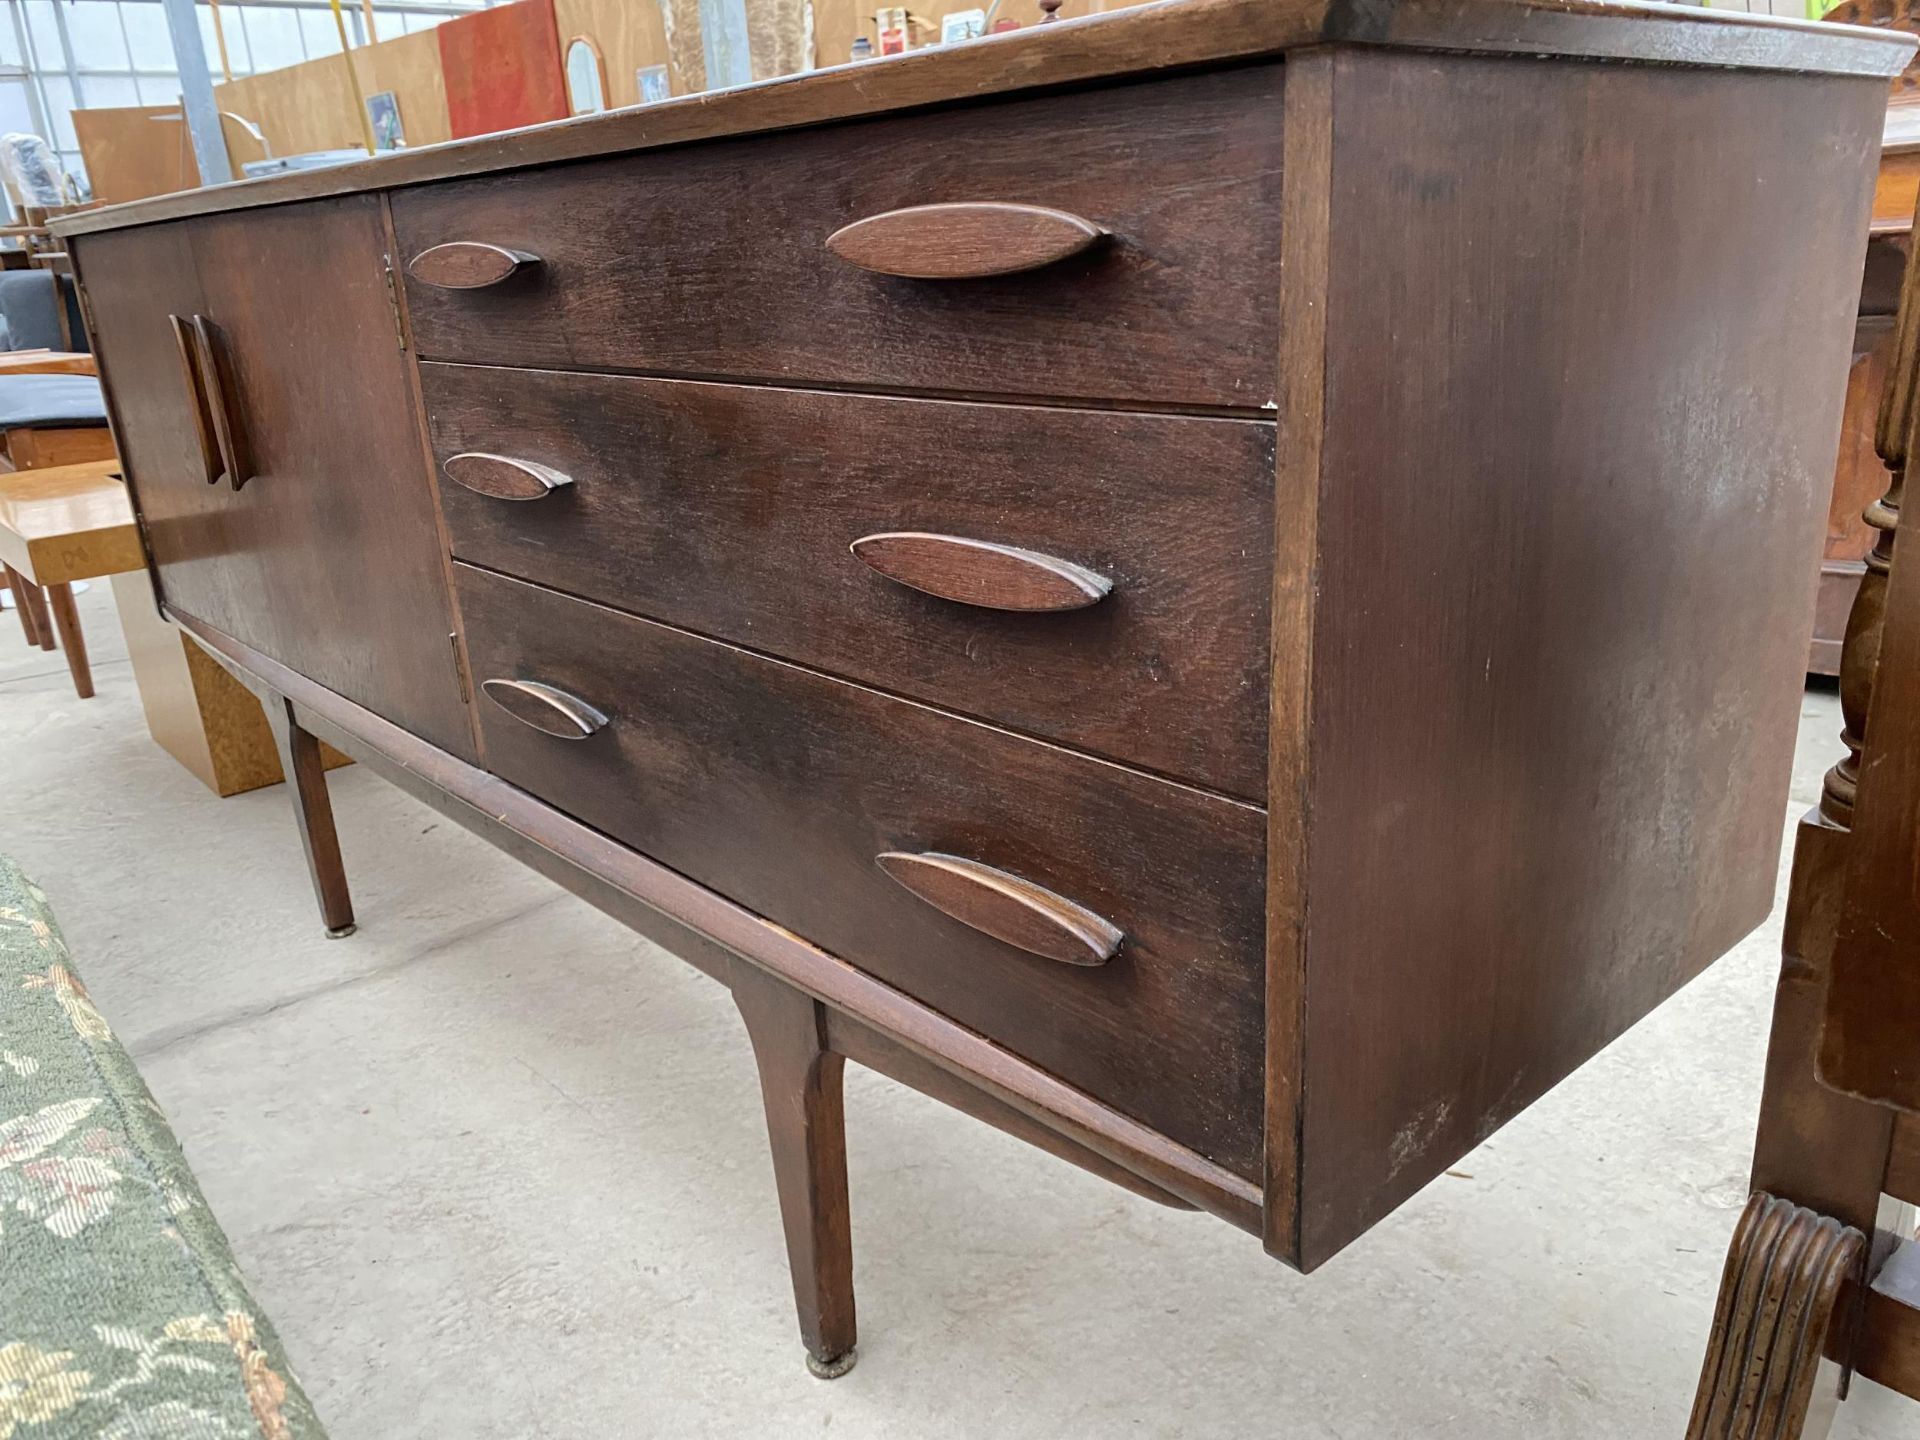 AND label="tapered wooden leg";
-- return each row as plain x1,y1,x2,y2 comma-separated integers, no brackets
45,583,91,699
5,564,41,647
730,959,857,1378
16,572,52,651
263,695,356,938
1686,1192,1866,1440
